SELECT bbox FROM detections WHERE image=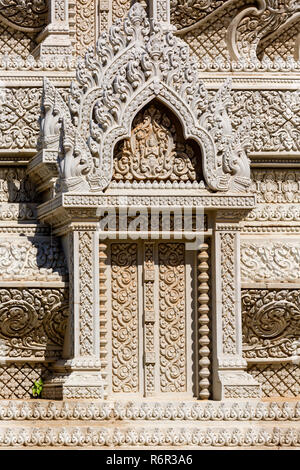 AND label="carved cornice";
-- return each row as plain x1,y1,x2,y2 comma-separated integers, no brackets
37,192,256,231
